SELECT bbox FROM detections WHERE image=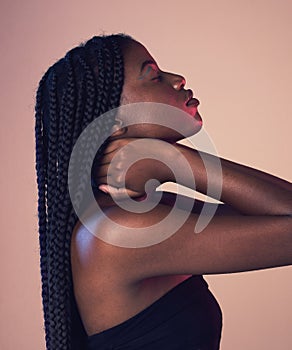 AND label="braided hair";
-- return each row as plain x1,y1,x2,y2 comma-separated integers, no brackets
35,34,131,350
